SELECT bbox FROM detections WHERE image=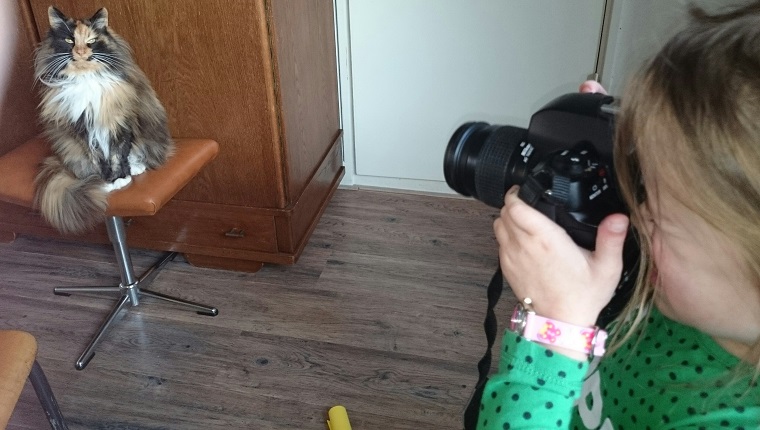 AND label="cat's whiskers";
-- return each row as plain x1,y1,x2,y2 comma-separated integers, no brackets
91,53,129,70
37,56,72,85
